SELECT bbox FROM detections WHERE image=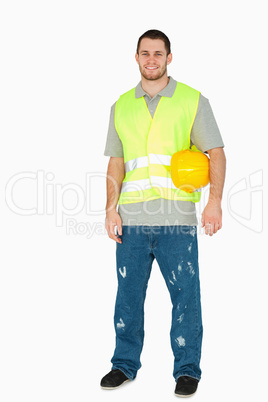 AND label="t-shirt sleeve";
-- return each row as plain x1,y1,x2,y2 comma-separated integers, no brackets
190,94,224,152
104,102,124,157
